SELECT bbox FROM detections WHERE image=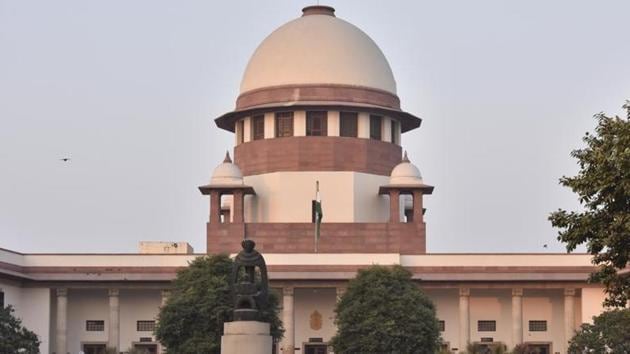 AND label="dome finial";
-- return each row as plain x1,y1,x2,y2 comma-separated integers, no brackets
402,151,410,163
224,150,232,163
302,5,335,17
